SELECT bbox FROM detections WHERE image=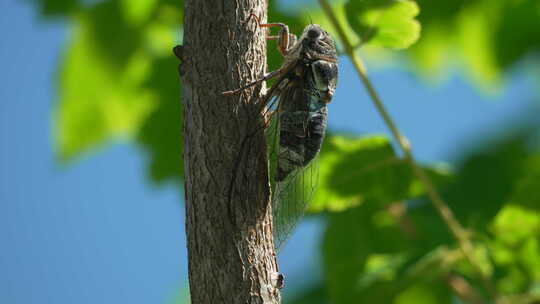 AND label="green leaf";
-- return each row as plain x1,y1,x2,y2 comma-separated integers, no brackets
55,3,156,160
492,205,540,246
322,204,407,303
394,282,452,304
53,0,183,183
439,132,533,230
137,57,184,183
312,135,406,211
408,0,540,88
322,204,453,304
311,135,451,212
120,0,158,25
286,284,328,304
508,154,540,210
489,203,540,293
345,0,421,49
30,0,79,17
454,4,500,87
